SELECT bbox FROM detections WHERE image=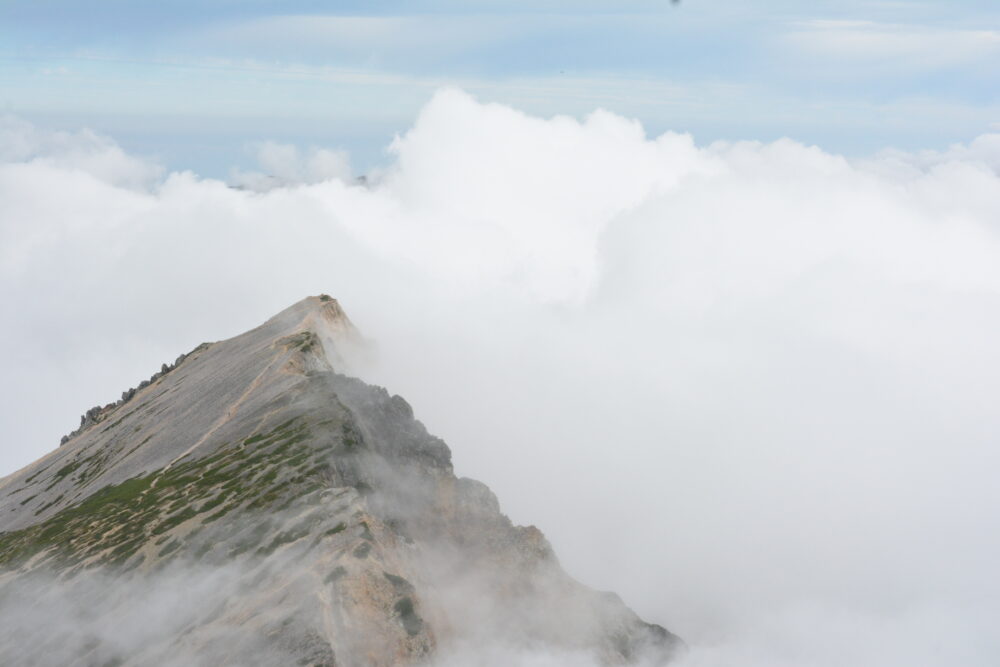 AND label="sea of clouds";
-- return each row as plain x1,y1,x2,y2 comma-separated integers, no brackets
2,89,999,665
